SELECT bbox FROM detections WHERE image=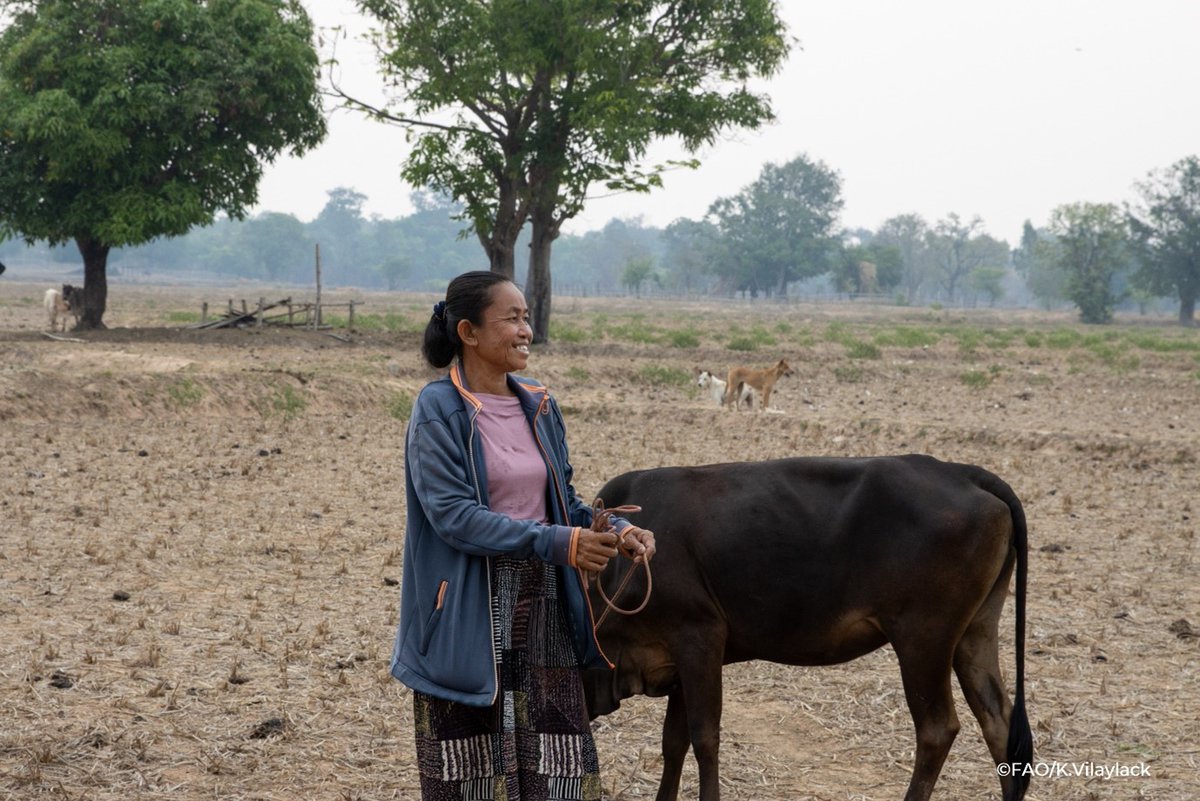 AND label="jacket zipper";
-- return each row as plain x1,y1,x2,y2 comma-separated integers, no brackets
465,401,501,705
530,394,614,668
